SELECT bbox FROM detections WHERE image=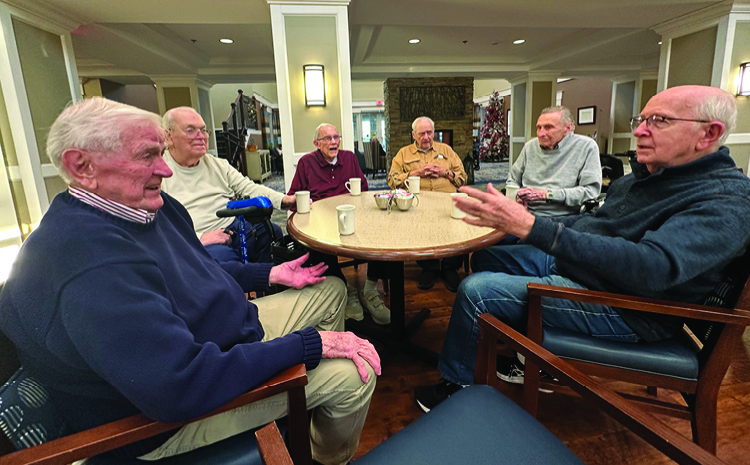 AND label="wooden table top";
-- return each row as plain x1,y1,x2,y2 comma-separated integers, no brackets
287,190,504,261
